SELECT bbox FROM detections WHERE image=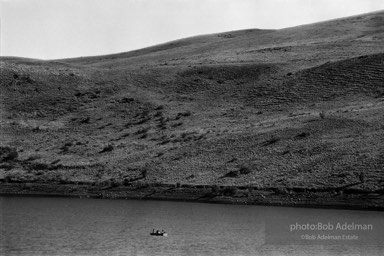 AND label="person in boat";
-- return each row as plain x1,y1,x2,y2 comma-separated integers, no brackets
156,230,160,234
